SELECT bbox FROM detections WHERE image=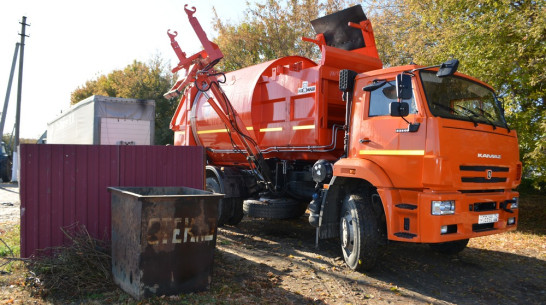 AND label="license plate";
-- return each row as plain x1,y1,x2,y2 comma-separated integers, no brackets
478,213,499,224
